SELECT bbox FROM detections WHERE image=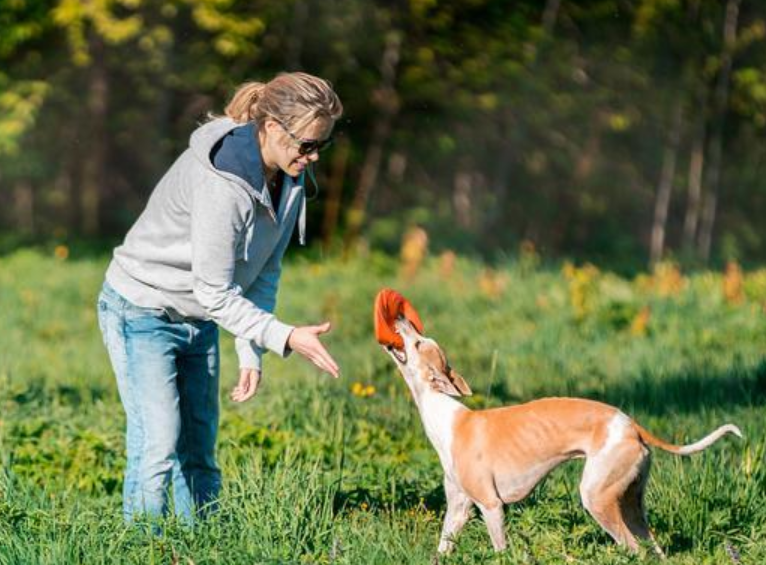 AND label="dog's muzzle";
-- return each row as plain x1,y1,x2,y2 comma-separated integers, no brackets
387,345,407,364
